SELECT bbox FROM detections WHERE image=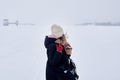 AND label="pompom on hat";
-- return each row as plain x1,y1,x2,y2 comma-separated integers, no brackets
51,24,64,38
